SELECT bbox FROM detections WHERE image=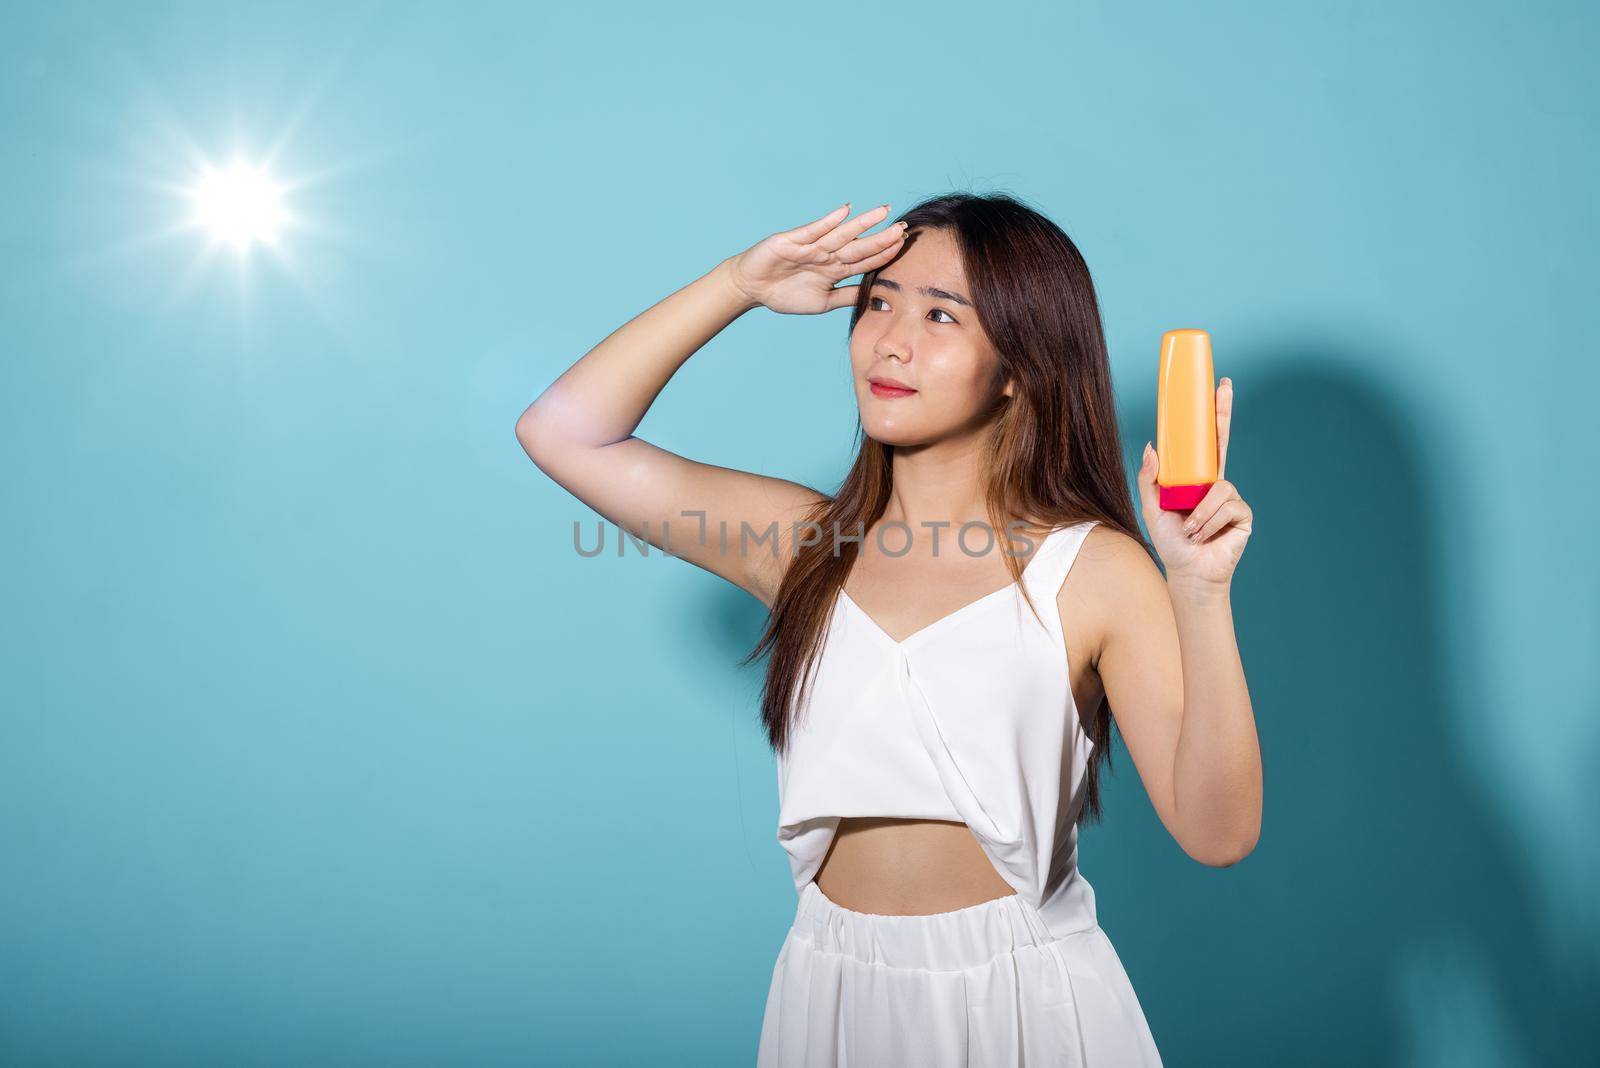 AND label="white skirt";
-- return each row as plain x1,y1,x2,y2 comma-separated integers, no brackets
758,881,1163,1067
